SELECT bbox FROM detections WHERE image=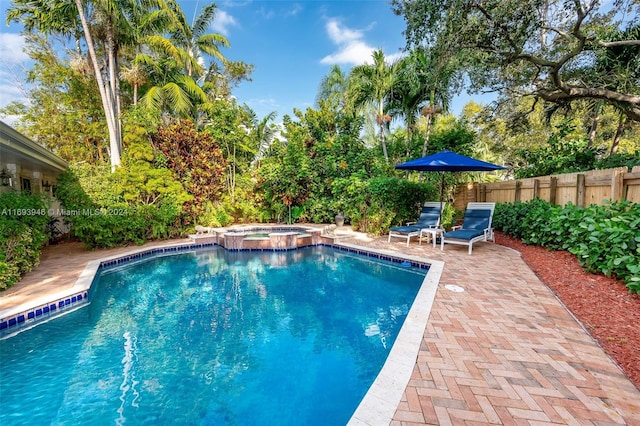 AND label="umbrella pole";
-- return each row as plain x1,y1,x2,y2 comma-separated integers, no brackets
439,172,445,227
